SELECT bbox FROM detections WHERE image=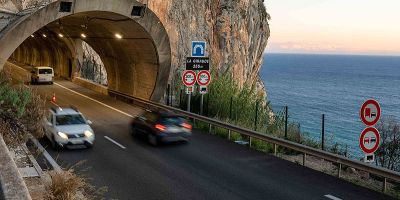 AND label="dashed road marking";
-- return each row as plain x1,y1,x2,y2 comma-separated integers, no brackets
104,136,127,149
324,194,342,200
54,82,134,118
